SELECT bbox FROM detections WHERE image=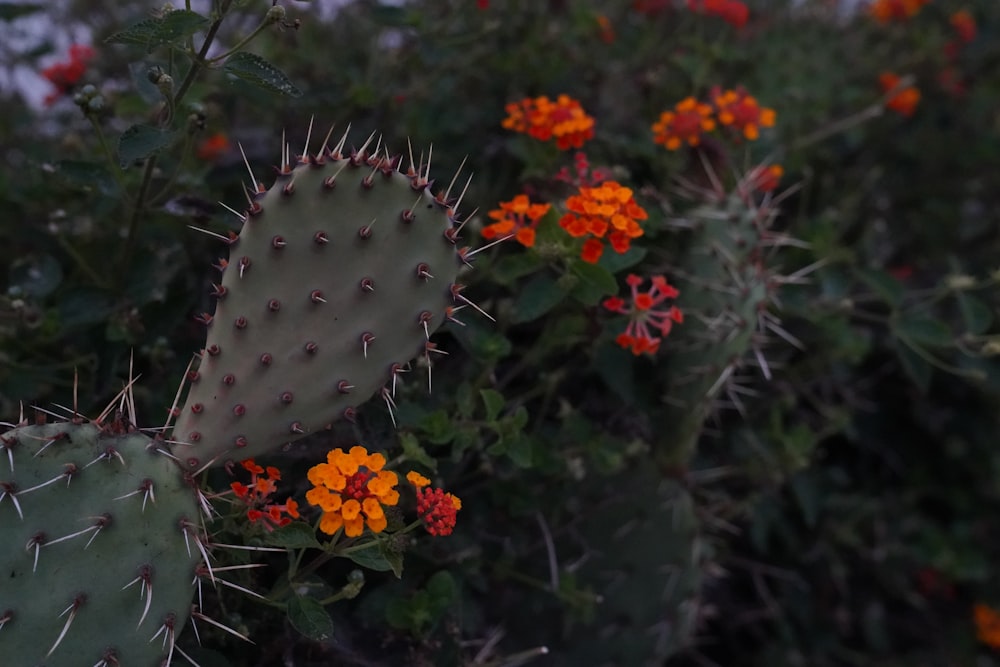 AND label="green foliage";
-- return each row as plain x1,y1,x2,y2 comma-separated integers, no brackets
2,0,1000,665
